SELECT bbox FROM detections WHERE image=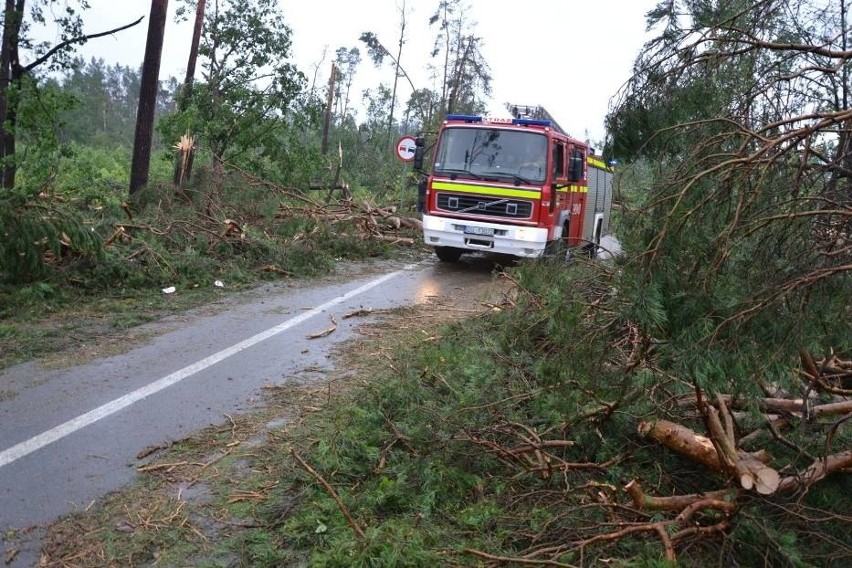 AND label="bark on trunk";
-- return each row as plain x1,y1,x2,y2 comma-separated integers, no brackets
778,450,852,493
179,0,205,110
321,63,337,156
130,0,169,196
0,0,22,189
638,420,722,470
